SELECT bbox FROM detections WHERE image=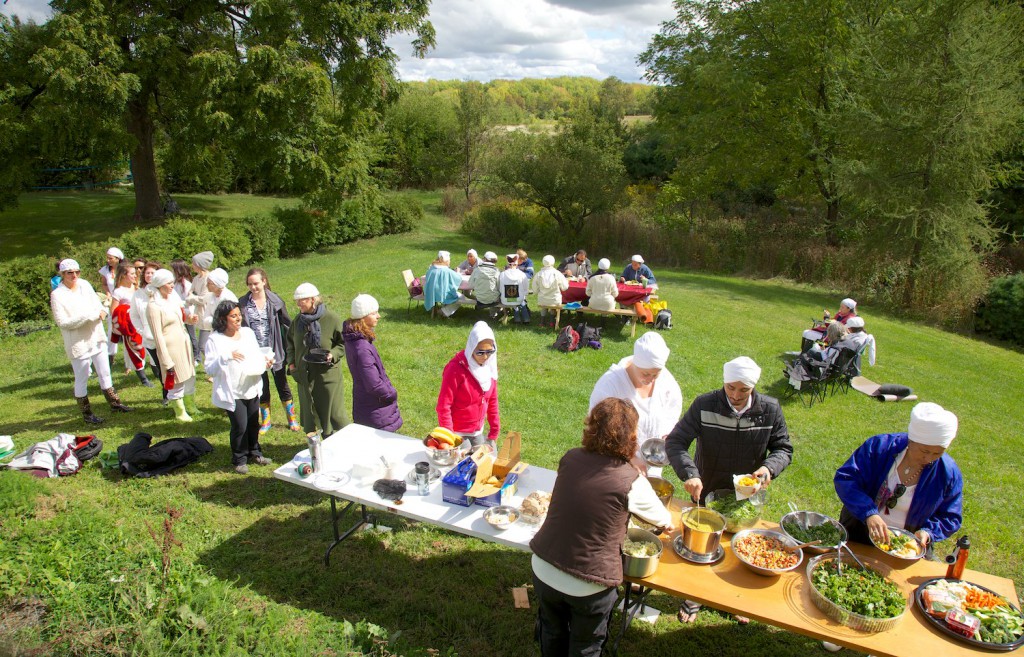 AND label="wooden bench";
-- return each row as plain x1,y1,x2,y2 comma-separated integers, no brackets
552,305,639,338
